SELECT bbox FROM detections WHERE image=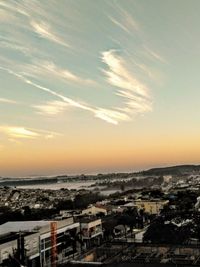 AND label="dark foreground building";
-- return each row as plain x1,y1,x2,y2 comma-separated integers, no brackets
59,241,200,267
